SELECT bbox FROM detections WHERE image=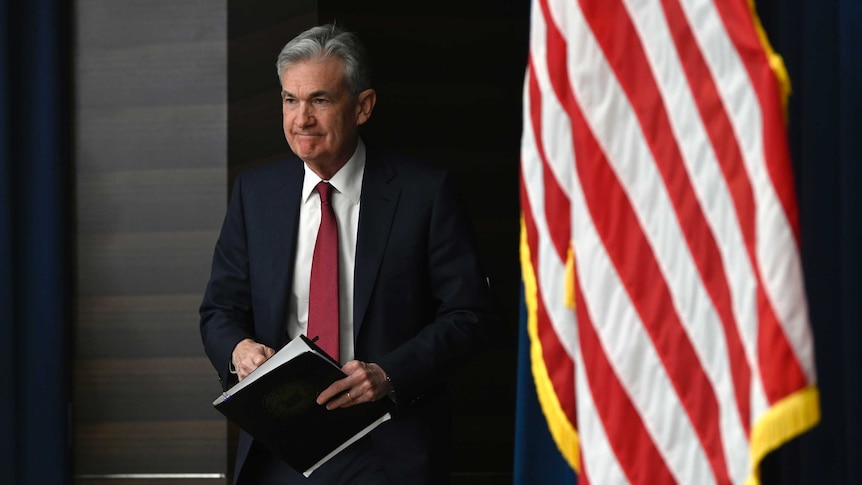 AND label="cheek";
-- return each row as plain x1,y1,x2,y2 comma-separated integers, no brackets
282,113,297,134
282,115,296,144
